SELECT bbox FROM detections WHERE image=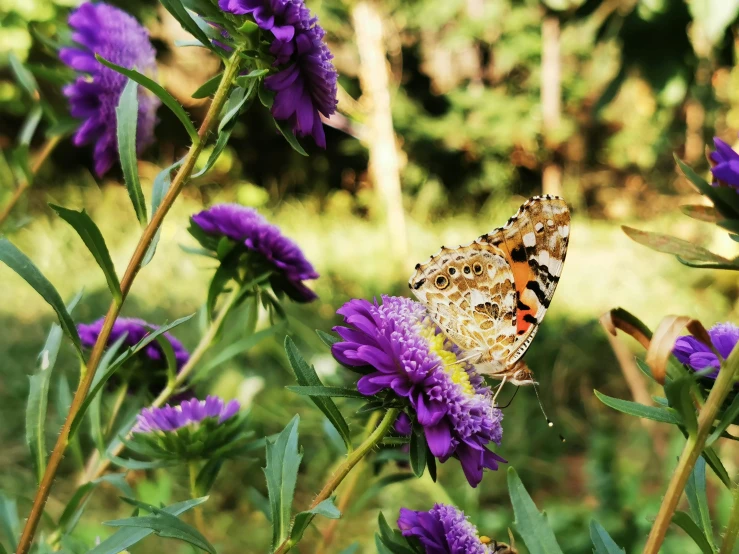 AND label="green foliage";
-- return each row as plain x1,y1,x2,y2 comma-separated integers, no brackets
589,520,625,554
508,467,564,554
116,79,147,226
